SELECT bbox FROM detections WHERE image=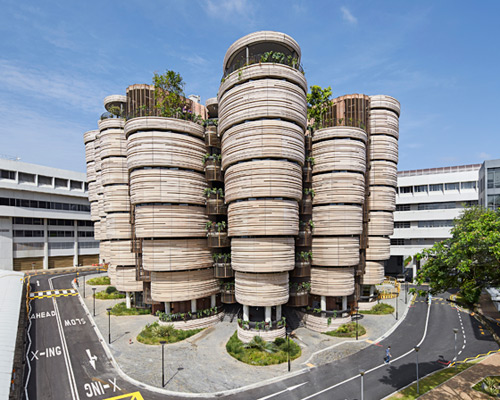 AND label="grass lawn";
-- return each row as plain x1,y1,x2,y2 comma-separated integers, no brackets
226,332,301,366
388,362,478,399
325,322,366,338
109,302,151,316
136,322,202,345
360,303,395,315
86,276,110,285
472,375,500,397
